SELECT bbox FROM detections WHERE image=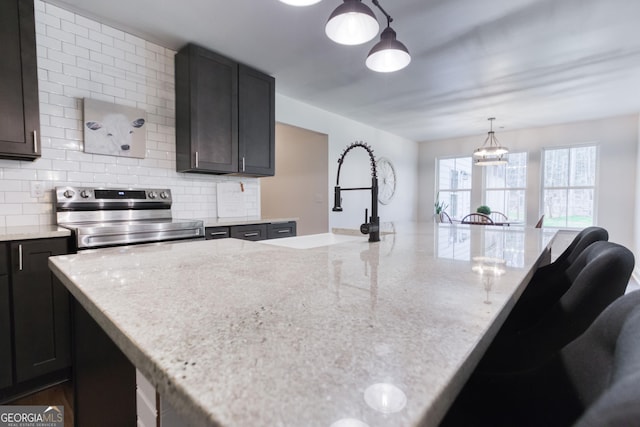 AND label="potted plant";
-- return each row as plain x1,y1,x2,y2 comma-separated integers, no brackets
434,193,449,222
476,205,491,215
